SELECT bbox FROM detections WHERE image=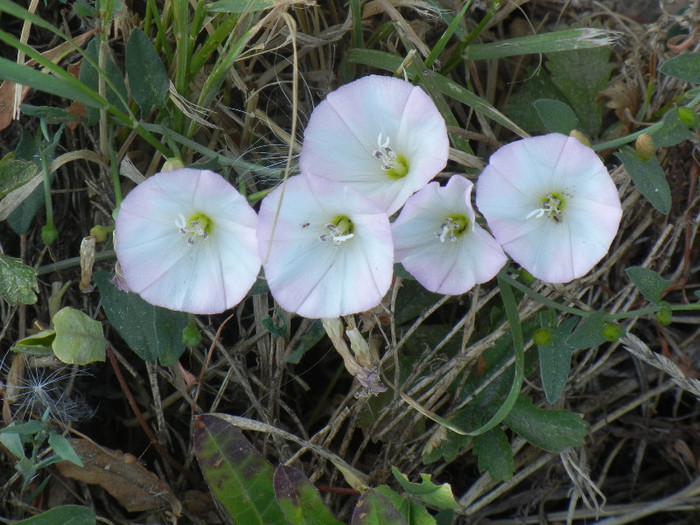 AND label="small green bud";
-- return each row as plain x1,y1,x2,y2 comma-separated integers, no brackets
519,268,535,284
677,107,698,128
569,129,591,147
89,224,114,243
602,323,623,342
183,324,202,347
41,224,58,245
656,306,672,326
162,158,185,172
635,133,656,161
534,328,553,346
